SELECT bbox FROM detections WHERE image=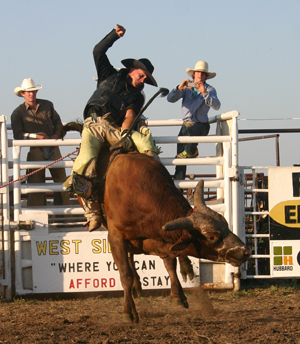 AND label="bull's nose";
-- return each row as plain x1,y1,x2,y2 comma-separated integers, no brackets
244,246,252,259
226,245,251,265
238,247,251,262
